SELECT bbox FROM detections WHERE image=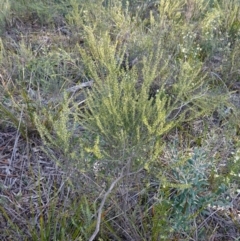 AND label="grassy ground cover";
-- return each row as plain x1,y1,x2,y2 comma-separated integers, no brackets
0,0,240,240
